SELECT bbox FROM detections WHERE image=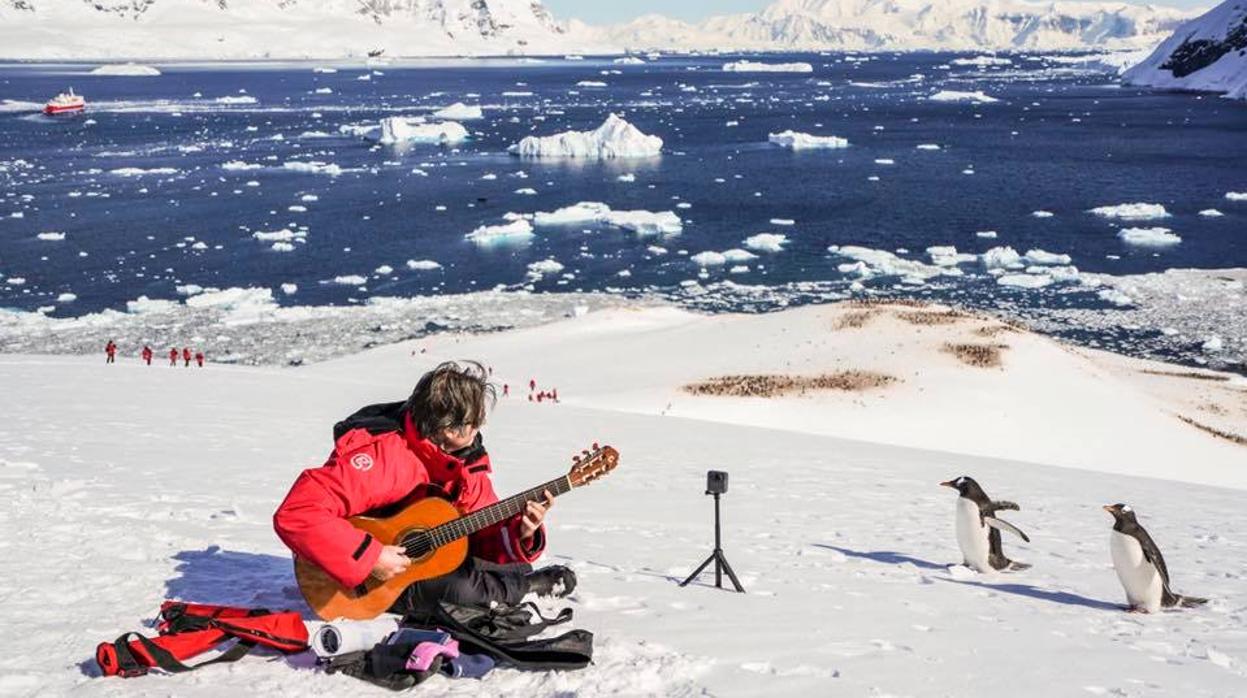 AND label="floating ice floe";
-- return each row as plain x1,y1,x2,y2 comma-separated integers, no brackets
1022,249,1071,265
997,273,1053,289
1088,202,1171,220
770,218,795,226
533,202,682,235
432,103,483,120
36,232,65,241
329,275,367,286
510,114,662,159
314,87,333,95
371,118,469,145
829,245,956,283
215,95,257,105
1199,209,1224,217
614,56,645,65
577,81,607,87
110,167,178,176
722,60,813,73
90,63,160,76
927,246,977,267
1202,335,1224,353
56,292,77,302
1118,227,1181,246
743,233,788,253
1097,288,1134,306
981,246,1024,270
221,160,263,171
928,90,999,103
406,260,442,270
950,56,1013,67
916,144,941,150
1032,210,1054,218
282,161,345,176
526,259,564,280
465,218,535,246
252,229,301,242
691,251,728,266
767,131,849,149
1225,192,1247,201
